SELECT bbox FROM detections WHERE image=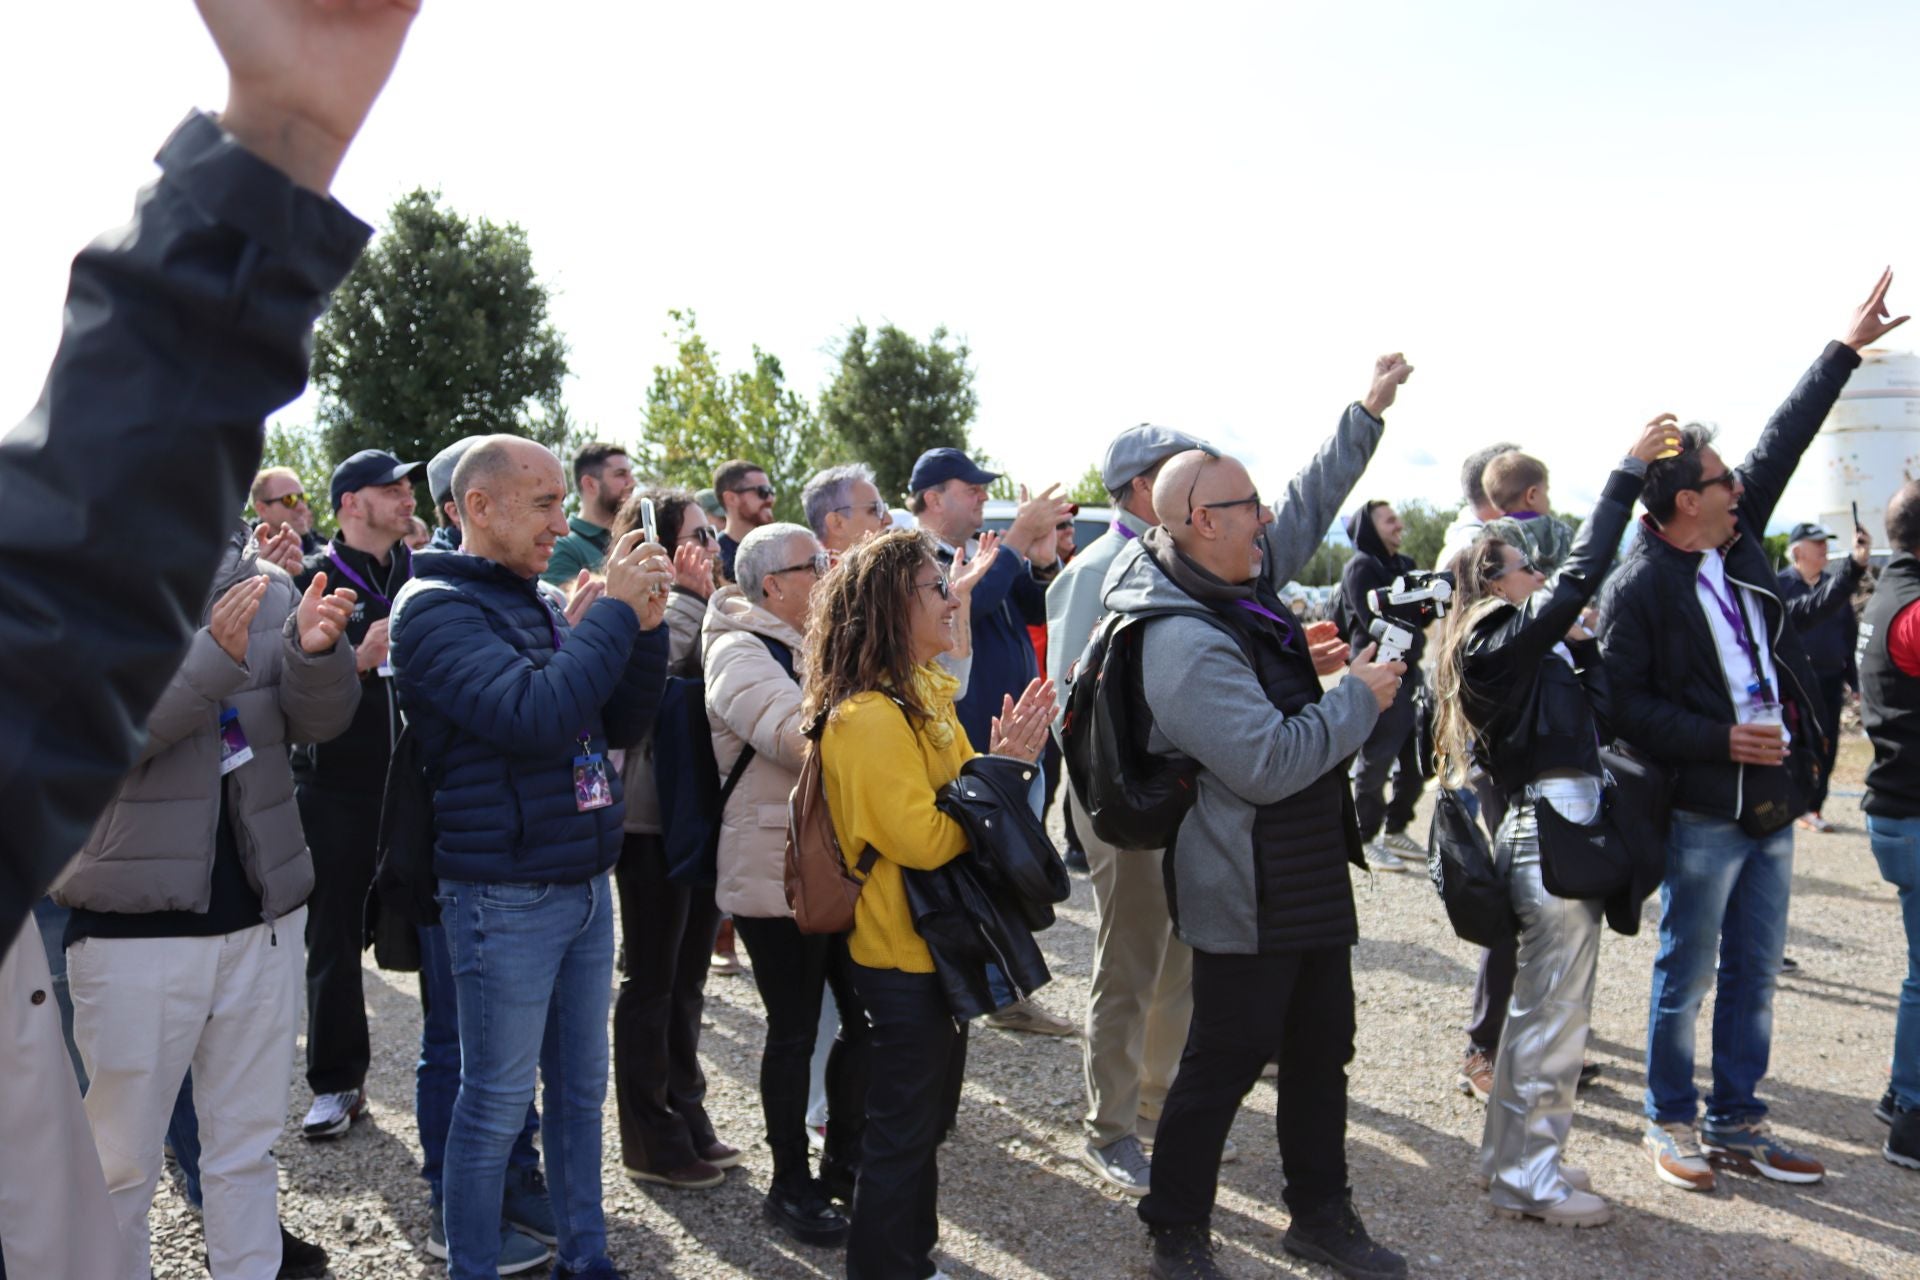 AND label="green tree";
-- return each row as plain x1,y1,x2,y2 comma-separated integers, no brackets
1068,463,1110,507
1394,498,1455,572
1298,540,1355,586
638,310,831,524
257,419,339,538
819,322,978,503
312,189,571,466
